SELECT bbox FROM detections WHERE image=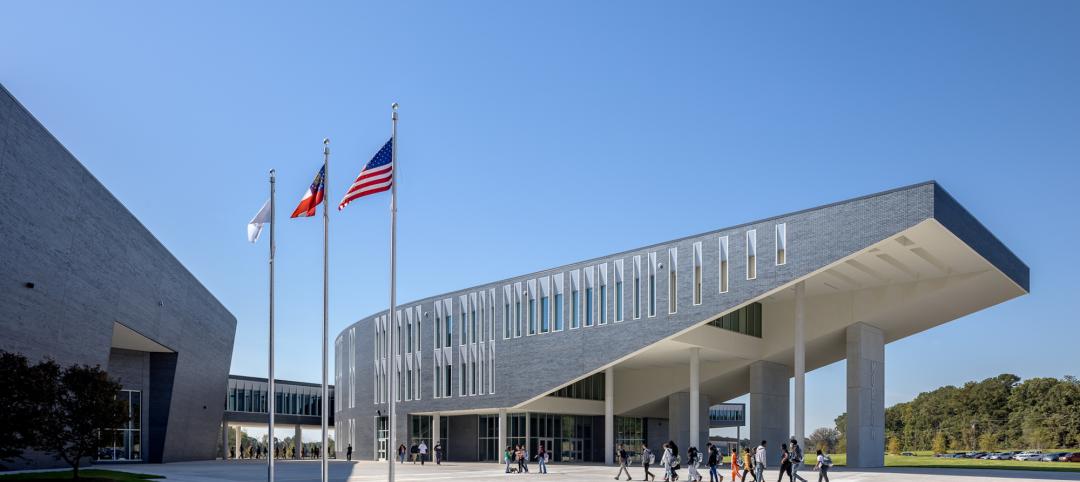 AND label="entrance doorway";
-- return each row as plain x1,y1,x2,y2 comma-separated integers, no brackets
559,438,584,462
537,437,554,461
